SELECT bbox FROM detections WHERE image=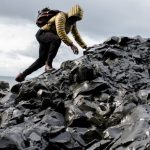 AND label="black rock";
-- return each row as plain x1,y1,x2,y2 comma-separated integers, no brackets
0,81,10,99
1,36,150,149
0,81,9,91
